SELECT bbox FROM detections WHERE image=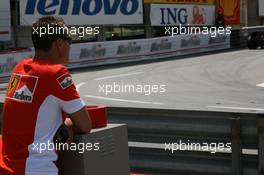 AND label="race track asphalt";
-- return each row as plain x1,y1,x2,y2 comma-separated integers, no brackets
0,49,264,113
68,49,264,113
